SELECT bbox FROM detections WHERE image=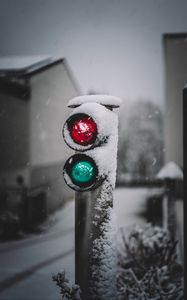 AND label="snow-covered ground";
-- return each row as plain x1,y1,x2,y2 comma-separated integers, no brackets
0,200,75,300
0,187,149,300
114,187,149,229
